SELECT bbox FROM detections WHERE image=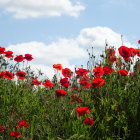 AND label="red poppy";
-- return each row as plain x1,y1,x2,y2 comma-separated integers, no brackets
16,71,26,80
4,71,14,79
24,54,33,61
9,131,22,138
138,40,140,44
77,74,90,80
43,80,53,88
118,46,131,59
32,78,41,85
71,87,78,90
76,107,90,117
76,74,80,79
129,48,137,57
0,125,5,132
14,55,24,62
76,68,88,76
124,57,131,61
135,49,140,57
60,78,70,88
4,51,13,58
55,90,67,97
108,56,118,63
106,48,116,56
92,77,105,87
71,94,83,103
83,118,95,126
0,47,5,54
79,79,91,88
53,64,63,70
16,120,29,127
0,71,5,79
93,66,104,77
118,69,128,76
103,66,114,75
62,68,72,78
84,75,90,80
